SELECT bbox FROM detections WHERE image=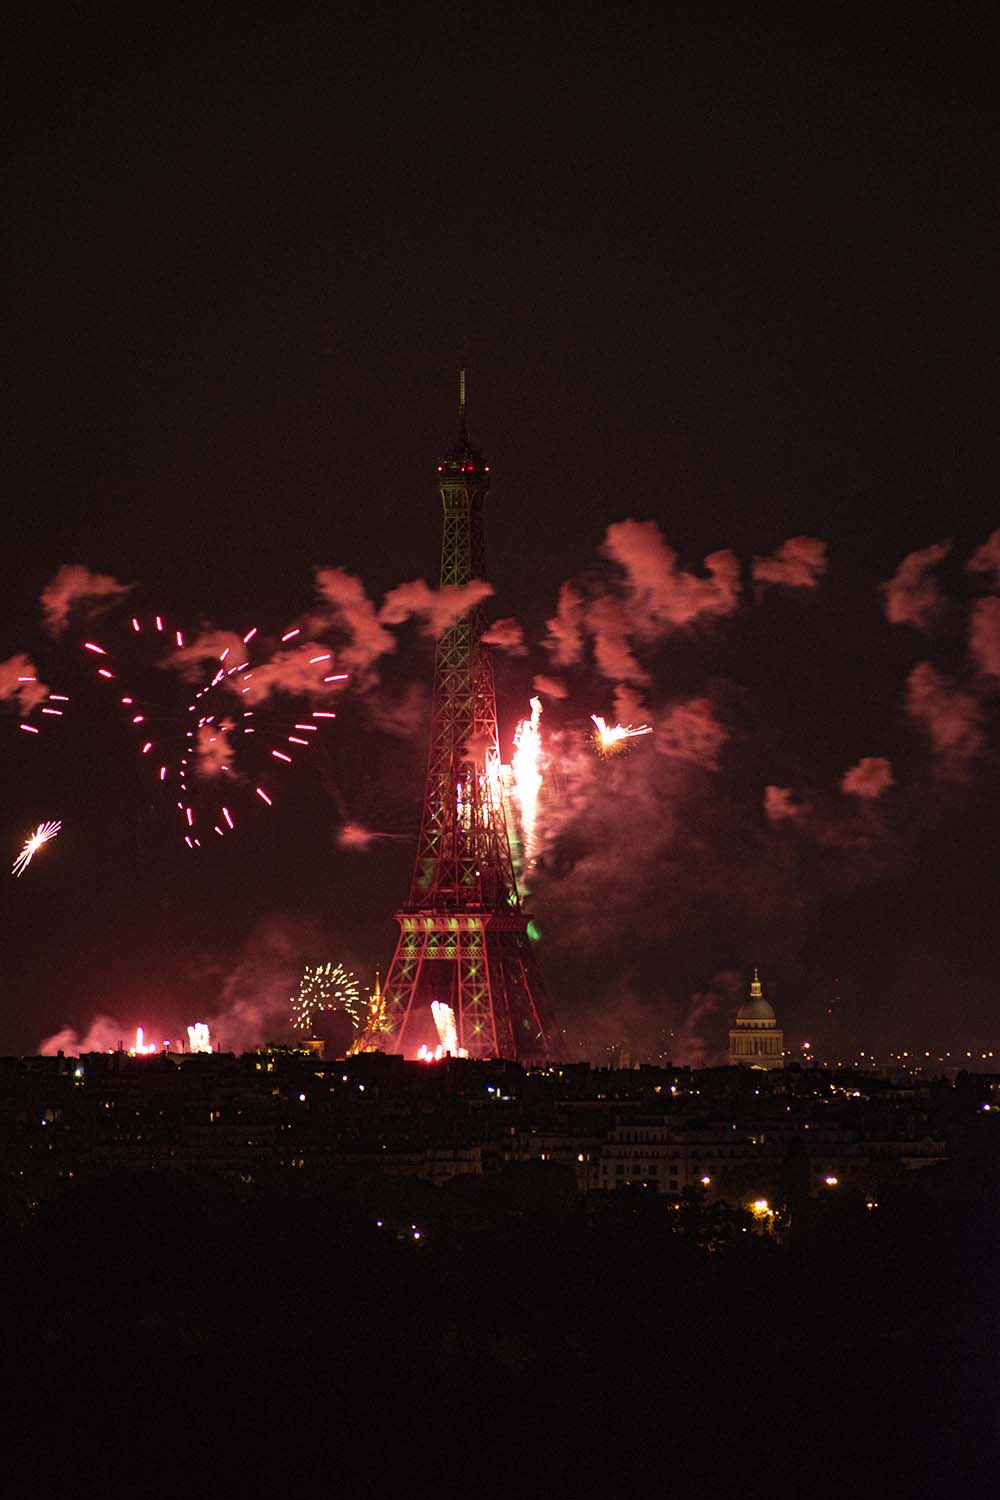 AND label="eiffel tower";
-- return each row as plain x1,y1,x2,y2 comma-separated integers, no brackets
369,374,555,1061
